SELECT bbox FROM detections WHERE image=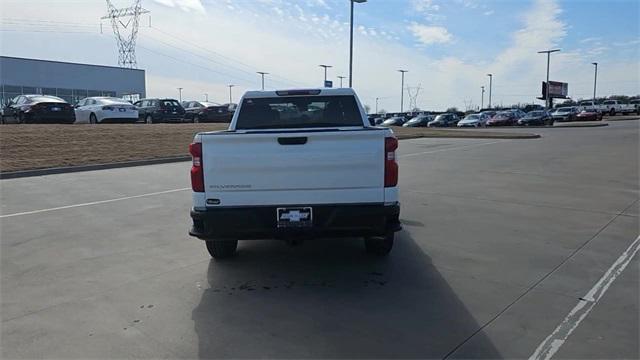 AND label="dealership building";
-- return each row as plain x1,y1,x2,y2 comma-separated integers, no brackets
0,56,146,105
